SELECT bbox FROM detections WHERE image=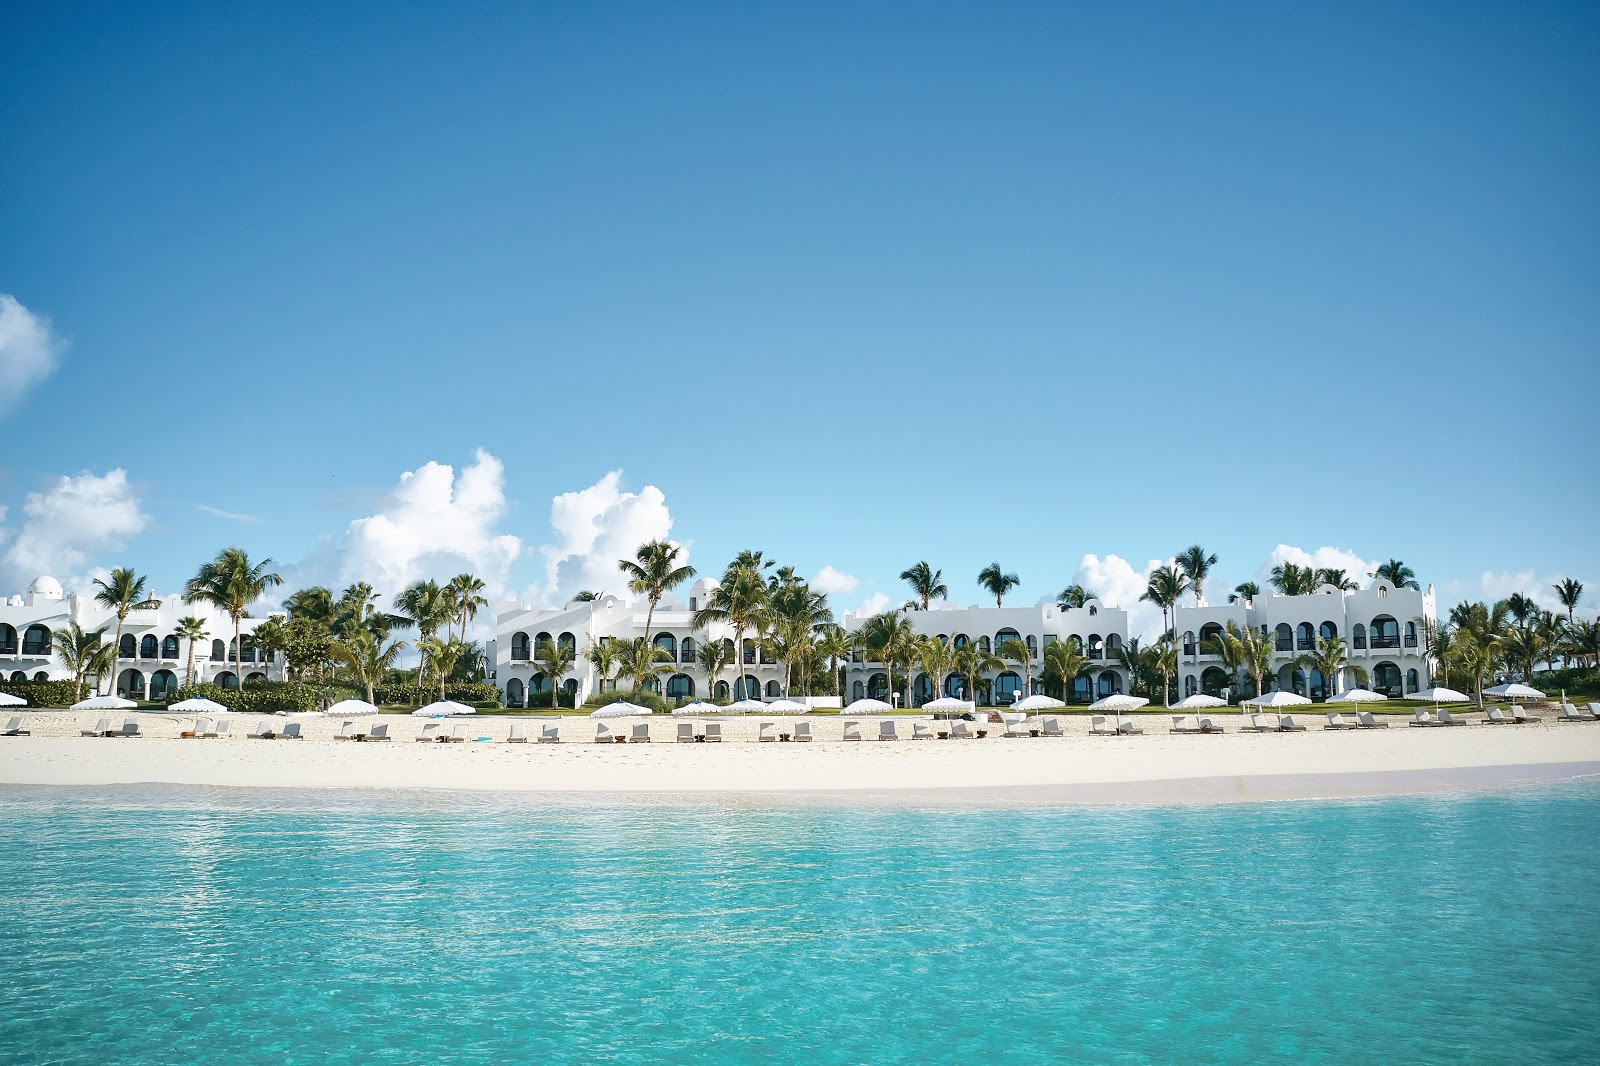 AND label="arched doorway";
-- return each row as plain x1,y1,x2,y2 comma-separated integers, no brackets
150,669,178,700
666,673,694,700
116,669,145,700
505,678,525,707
